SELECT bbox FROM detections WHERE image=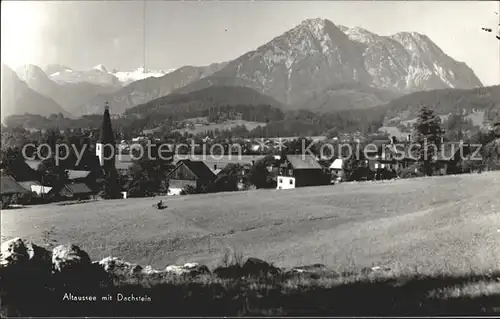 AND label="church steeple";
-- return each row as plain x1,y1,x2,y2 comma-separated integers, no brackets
98,101,115,144
96,101,116,170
